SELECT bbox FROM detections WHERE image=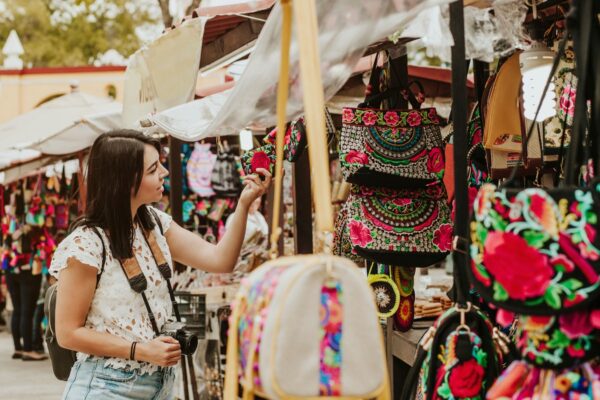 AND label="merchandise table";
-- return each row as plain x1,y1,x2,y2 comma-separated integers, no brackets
386,319,434,398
